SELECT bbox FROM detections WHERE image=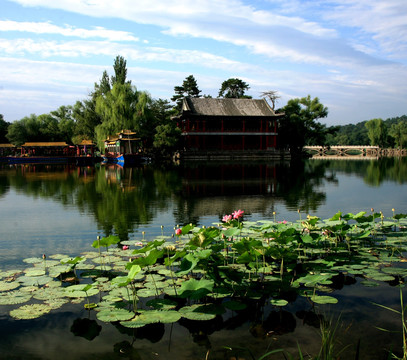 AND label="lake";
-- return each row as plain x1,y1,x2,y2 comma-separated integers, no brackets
0,157,406,359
